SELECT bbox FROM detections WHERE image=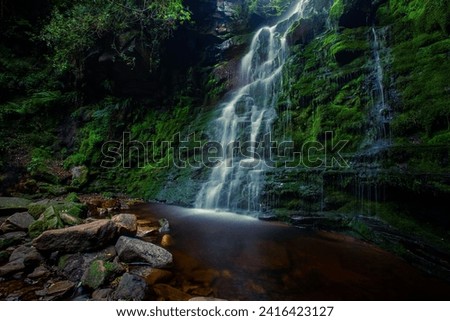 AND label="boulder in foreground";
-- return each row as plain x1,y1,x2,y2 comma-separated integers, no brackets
32,219,116,253
115,236,173,268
